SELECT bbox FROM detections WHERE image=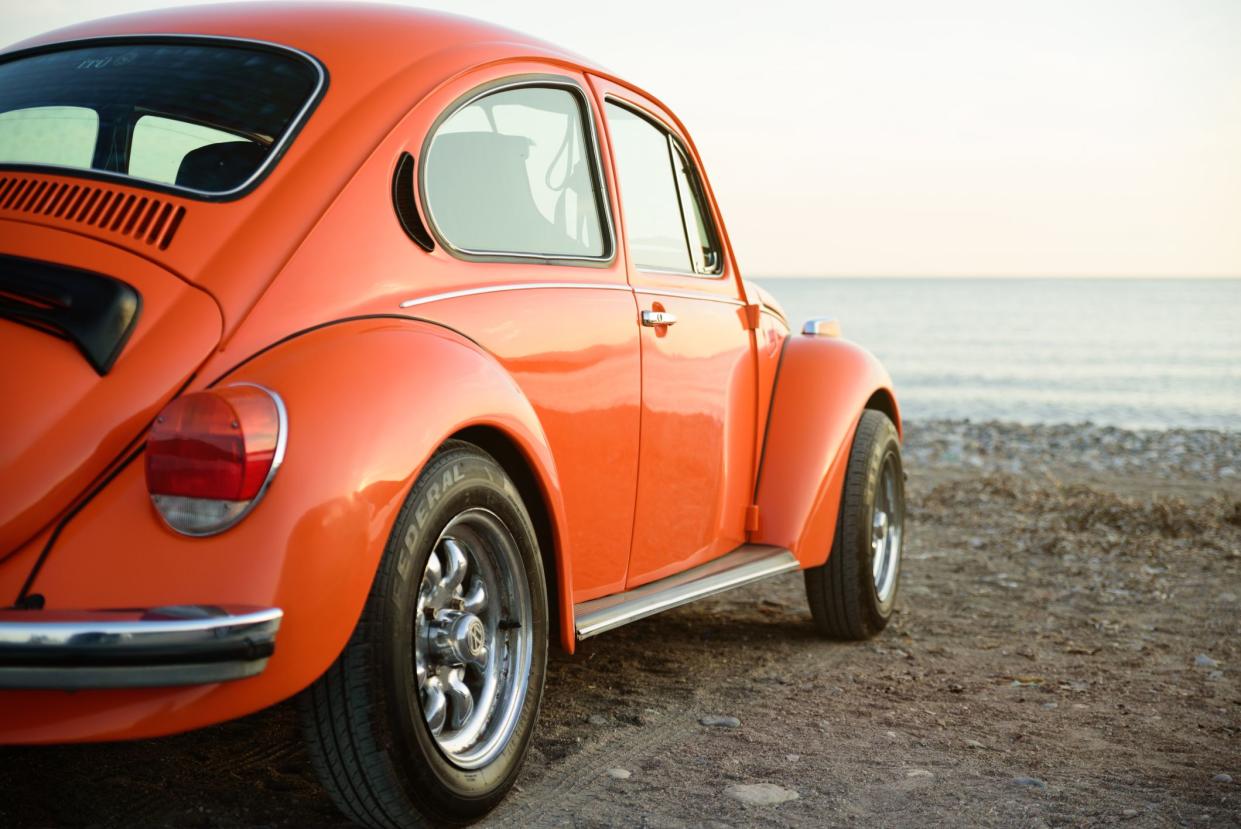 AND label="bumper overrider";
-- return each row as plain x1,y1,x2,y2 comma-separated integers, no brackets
0,604,281,689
